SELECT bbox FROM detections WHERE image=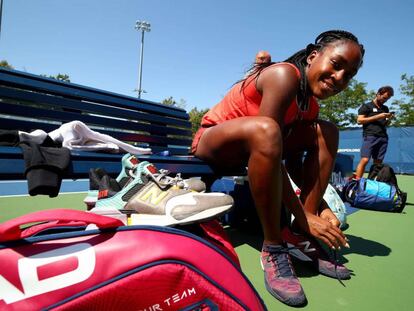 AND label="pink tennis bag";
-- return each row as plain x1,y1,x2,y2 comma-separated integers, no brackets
0,209,266,310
